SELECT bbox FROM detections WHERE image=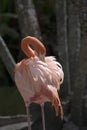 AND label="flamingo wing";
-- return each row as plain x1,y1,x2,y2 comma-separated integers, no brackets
45,56,64,90
14,56,51,104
